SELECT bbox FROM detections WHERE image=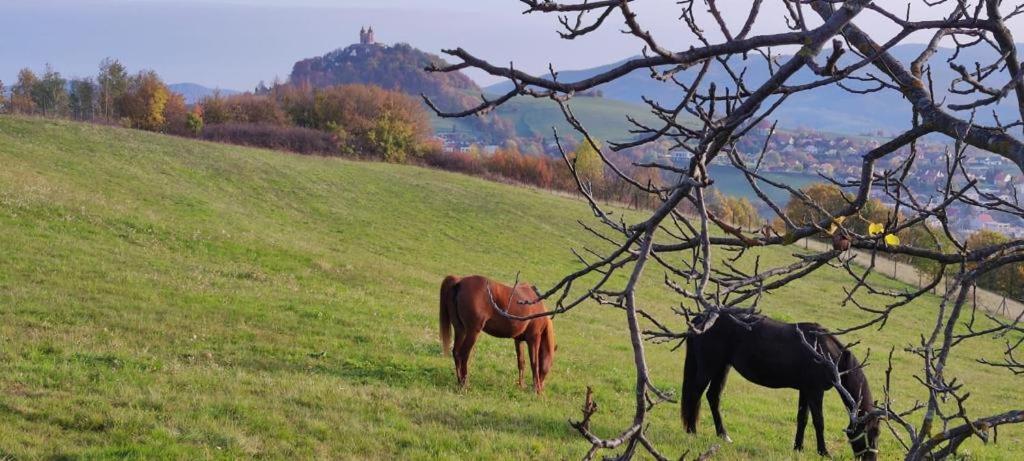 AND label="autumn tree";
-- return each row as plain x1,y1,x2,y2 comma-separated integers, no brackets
118,70,169,131
0,80,6,113
367,110,419,162
483,146,561,188
967,230,1024,300
198,92,230,125
782,183,886,236
274,83,316,127
300,84,429,161
571,140,605,191
10,68,40,115
161,91,190,136
708,190,759,229
199,93,288,126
